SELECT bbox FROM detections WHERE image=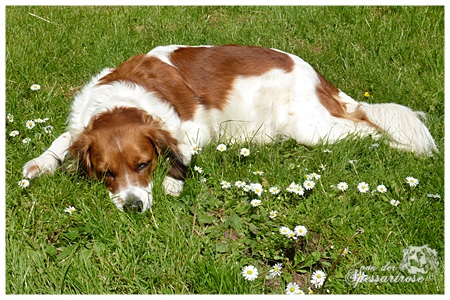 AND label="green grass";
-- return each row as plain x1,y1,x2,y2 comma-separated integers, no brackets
5,6,444,294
